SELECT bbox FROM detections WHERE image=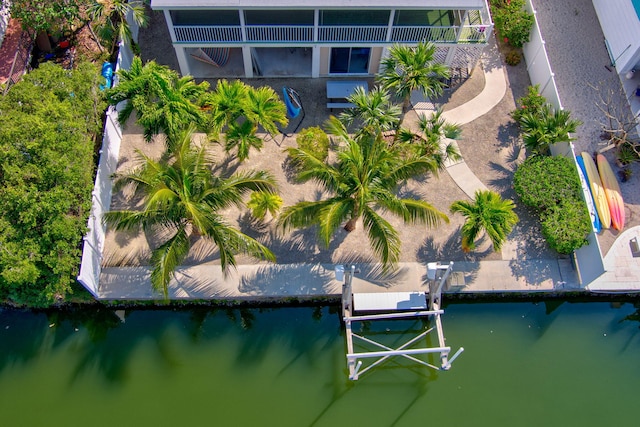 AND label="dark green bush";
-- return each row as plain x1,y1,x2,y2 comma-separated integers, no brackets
512,84,547,123
514,155,592,254
296,126,330,162
504,50,522,66
541,202,591,254
491,0,535,48
0,62,106,306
